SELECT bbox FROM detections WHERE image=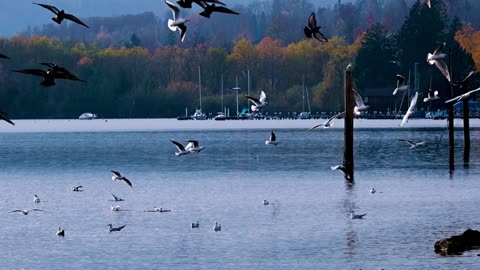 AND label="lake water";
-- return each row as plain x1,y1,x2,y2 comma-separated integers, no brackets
0,119,479,270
